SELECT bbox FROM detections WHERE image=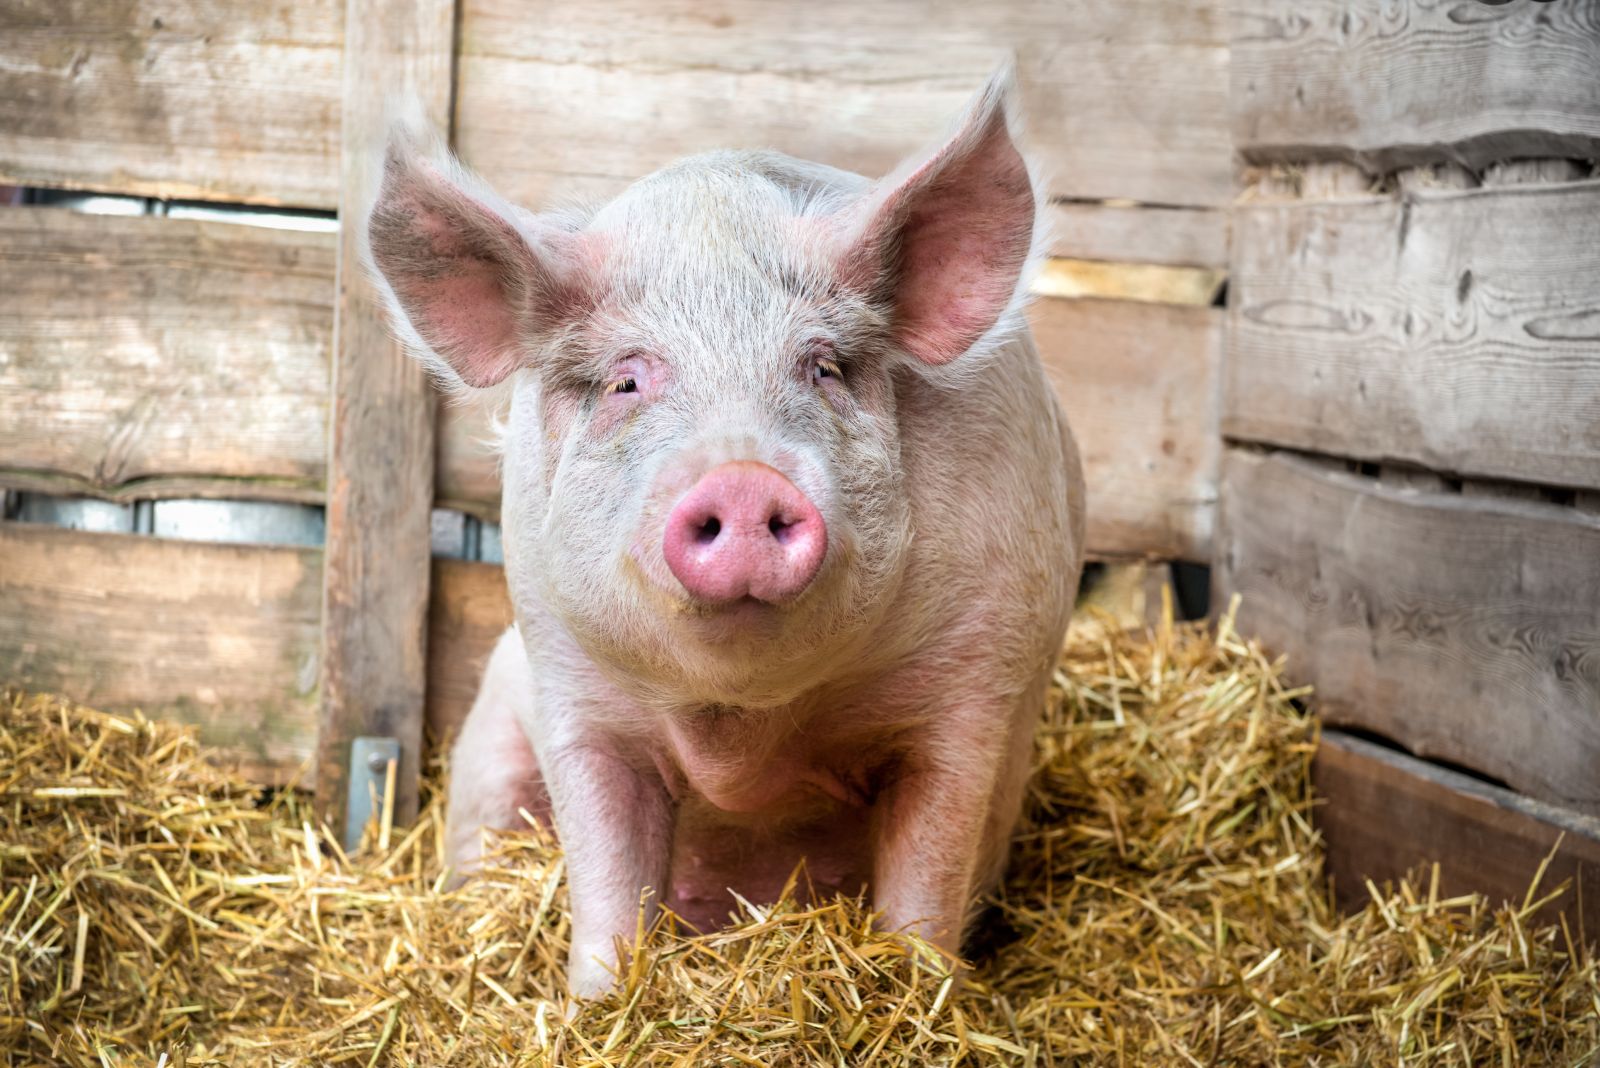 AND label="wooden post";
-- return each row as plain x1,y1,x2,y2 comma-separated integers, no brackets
317,0,456,834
